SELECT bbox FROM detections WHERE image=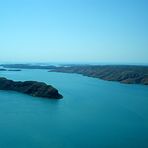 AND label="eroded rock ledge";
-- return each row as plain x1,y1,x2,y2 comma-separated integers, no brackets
0,77,63,99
